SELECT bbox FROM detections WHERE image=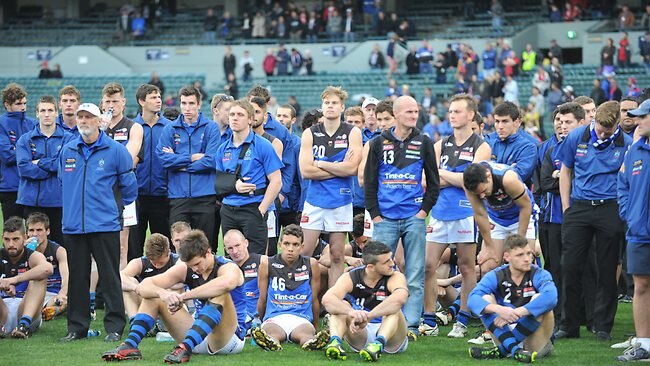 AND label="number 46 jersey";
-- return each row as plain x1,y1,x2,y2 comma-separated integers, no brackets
306,122,355,209
264,254,314,322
